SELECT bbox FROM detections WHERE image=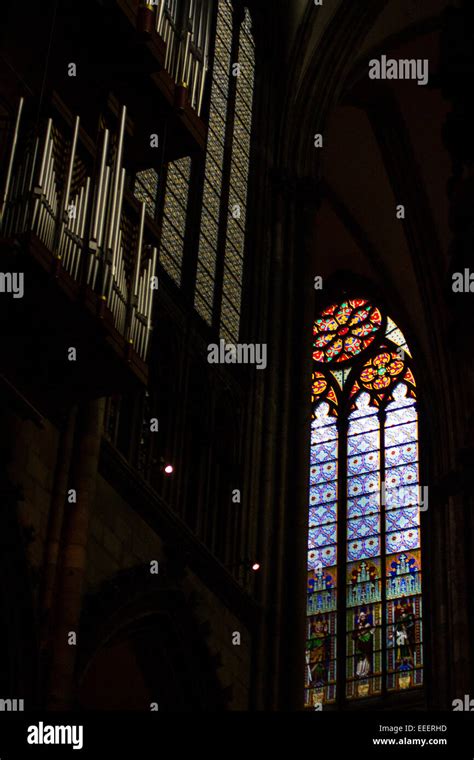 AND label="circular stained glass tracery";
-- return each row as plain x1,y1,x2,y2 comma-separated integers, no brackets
313,299,383,364
360,351,404,391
